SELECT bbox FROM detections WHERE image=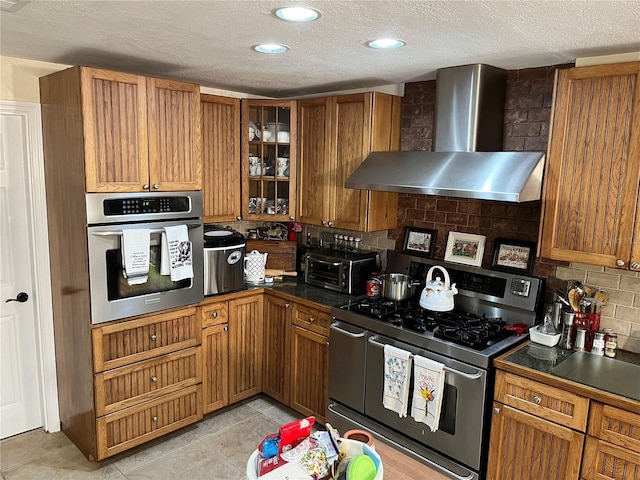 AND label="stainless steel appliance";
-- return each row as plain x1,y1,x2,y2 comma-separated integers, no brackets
86,192,204,324
346,64,545,202
304,249,379,295
327,251,544,480
203,226,245,295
